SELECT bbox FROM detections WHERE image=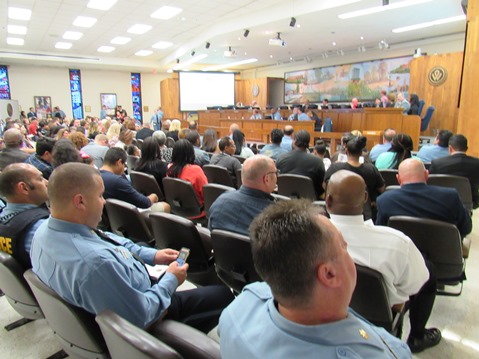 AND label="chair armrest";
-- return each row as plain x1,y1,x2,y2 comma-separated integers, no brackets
197,227,213,257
